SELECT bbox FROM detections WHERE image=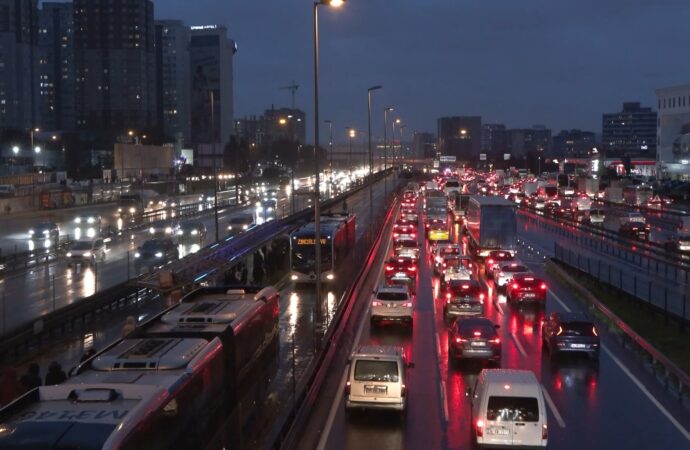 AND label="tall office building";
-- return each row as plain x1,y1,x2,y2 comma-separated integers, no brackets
655,85,690,179
602,102,656,158
551,129,595,158
0,0,38,130
264,107,306,144
189,24,236,150
481,123,507,155
506,126,552,157
37,2,74,132
73,0,156,133
412,132,436,159
437,116,482,161
155,20,191,143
